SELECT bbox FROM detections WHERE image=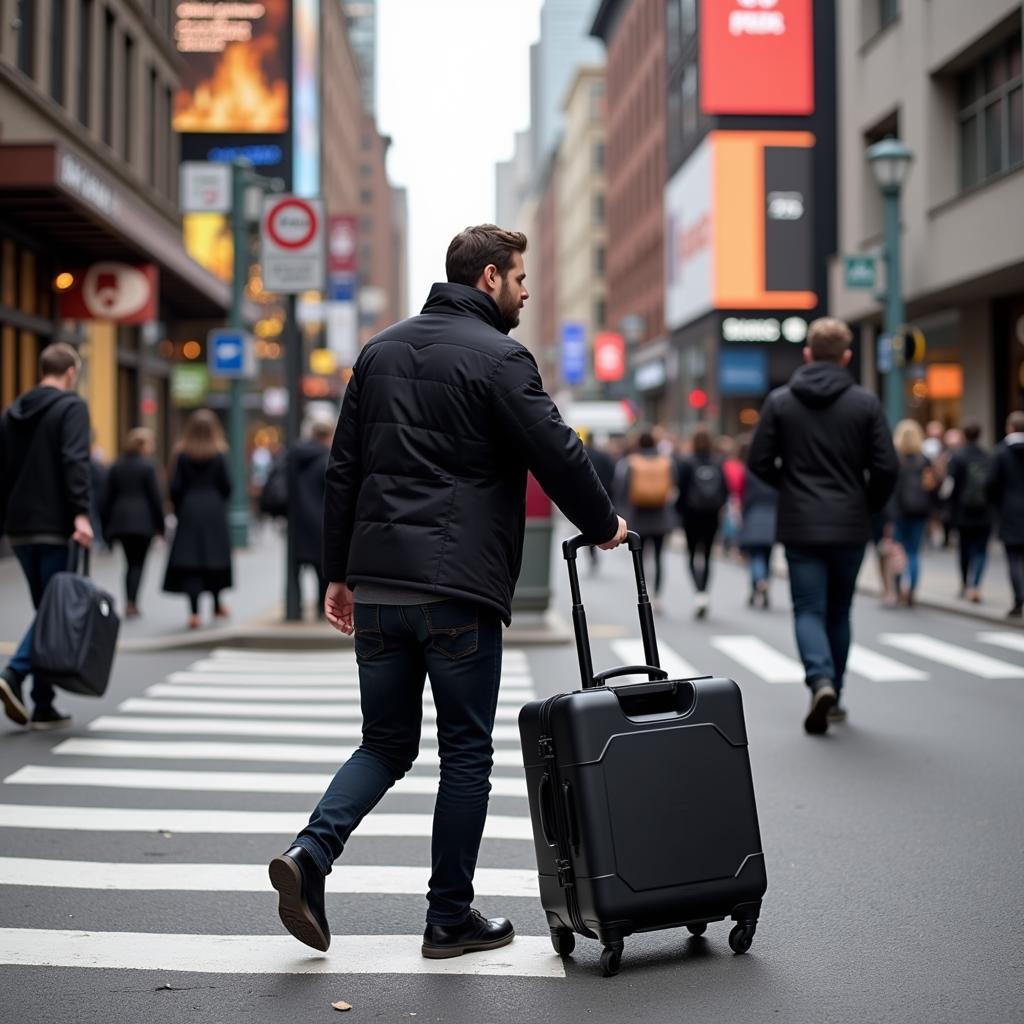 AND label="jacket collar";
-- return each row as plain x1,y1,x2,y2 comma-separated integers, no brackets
421,282,510,335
